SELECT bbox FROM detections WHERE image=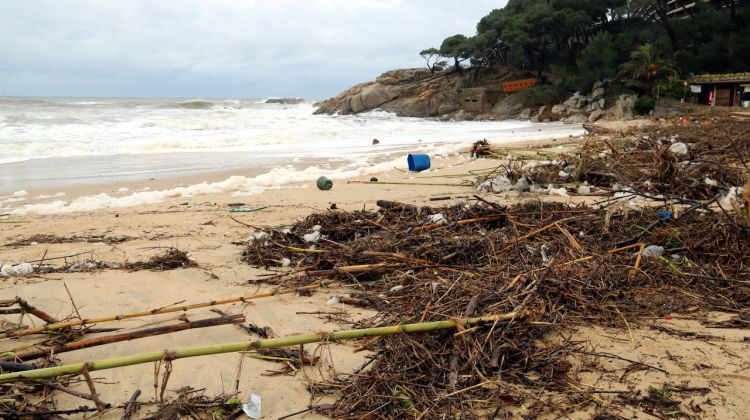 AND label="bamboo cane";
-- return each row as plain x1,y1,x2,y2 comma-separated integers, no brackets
1,315,244,362
0,312,518,382
0,283,324,339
